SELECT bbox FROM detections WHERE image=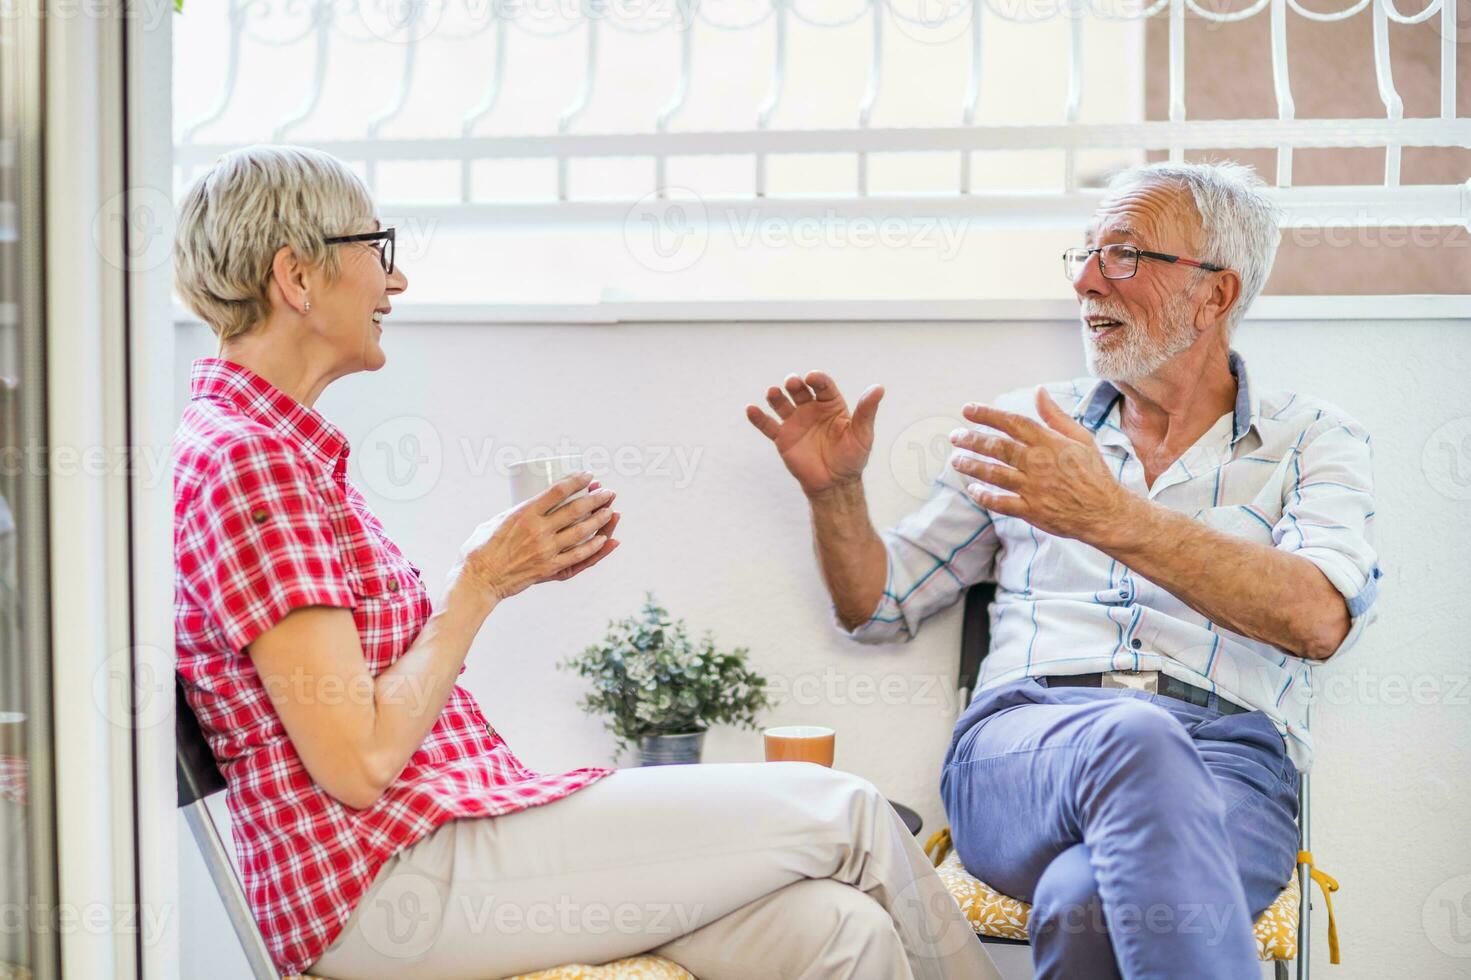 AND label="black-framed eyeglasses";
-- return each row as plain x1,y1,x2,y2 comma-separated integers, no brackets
323,227,396,275
1063,243,1225,281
